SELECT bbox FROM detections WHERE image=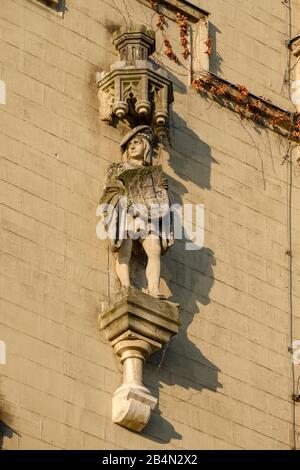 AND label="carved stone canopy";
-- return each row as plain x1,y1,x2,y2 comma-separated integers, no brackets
113,27,156,63
96,25,174,139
